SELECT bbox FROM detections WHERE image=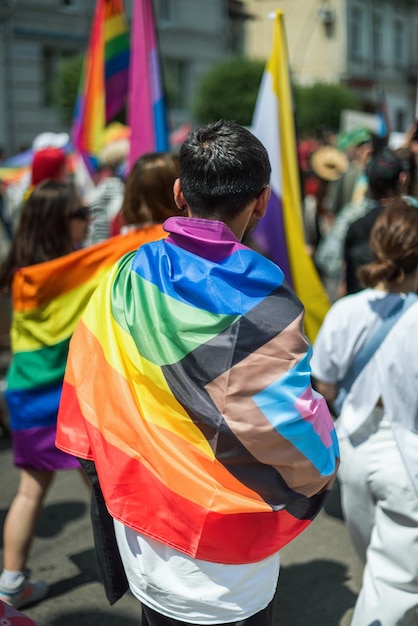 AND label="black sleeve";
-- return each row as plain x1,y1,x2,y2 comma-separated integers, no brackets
78,458,129,605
